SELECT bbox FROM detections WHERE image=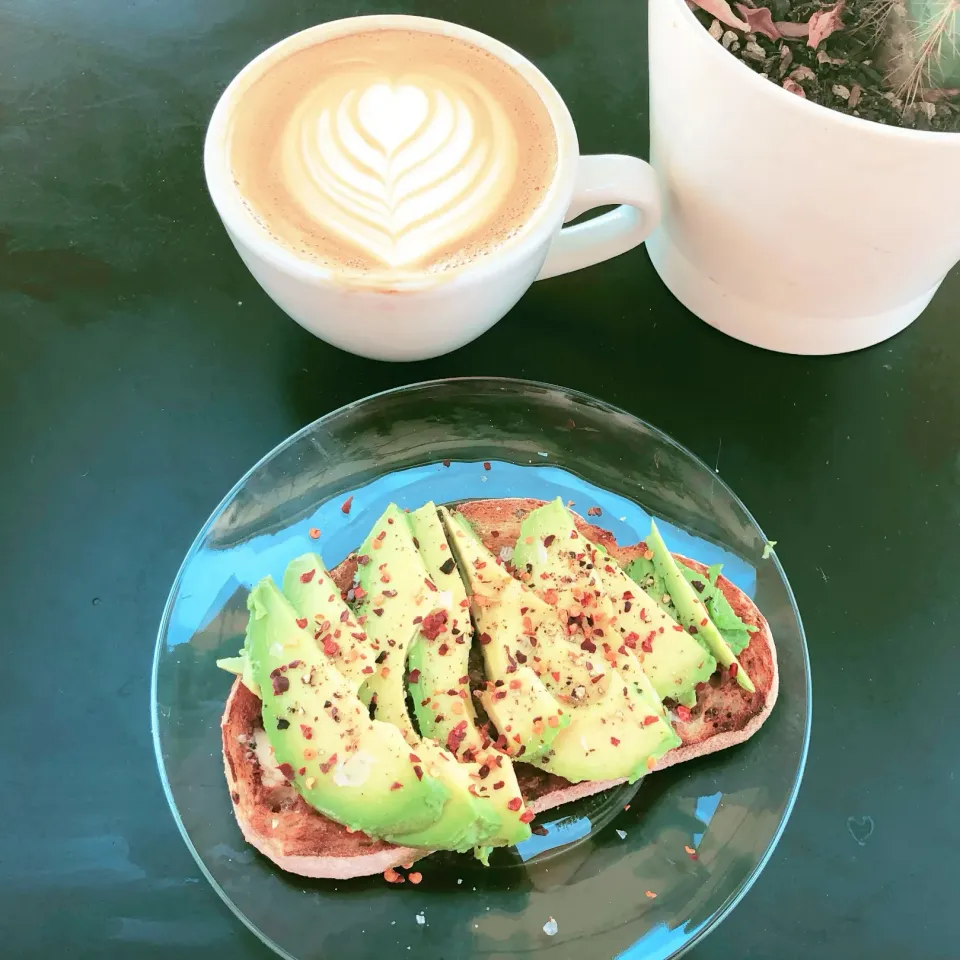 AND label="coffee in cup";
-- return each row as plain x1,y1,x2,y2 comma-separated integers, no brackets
227,28,558,286
206,16,661,359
